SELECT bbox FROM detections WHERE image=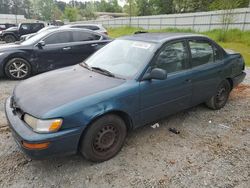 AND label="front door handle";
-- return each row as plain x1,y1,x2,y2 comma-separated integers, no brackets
62,47,71,51
186,79,192,83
